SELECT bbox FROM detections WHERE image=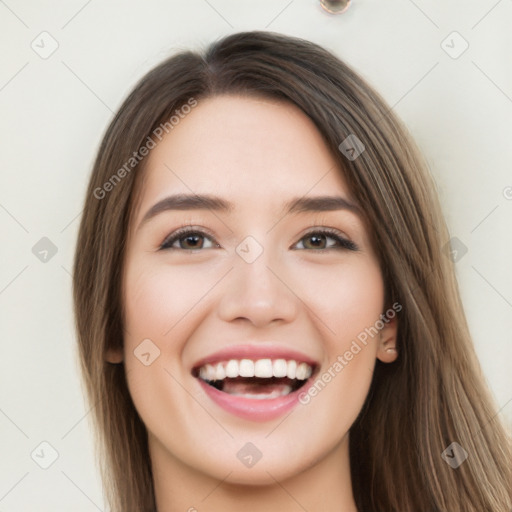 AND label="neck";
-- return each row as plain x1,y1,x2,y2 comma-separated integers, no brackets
150,433,358,512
